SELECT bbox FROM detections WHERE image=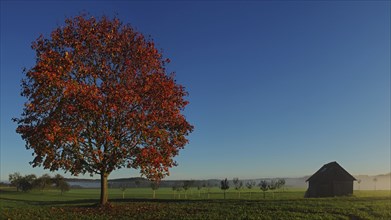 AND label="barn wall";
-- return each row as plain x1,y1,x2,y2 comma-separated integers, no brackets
308,180,354,197
333,181,353,196
307,181,333,197
306,182,316,197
